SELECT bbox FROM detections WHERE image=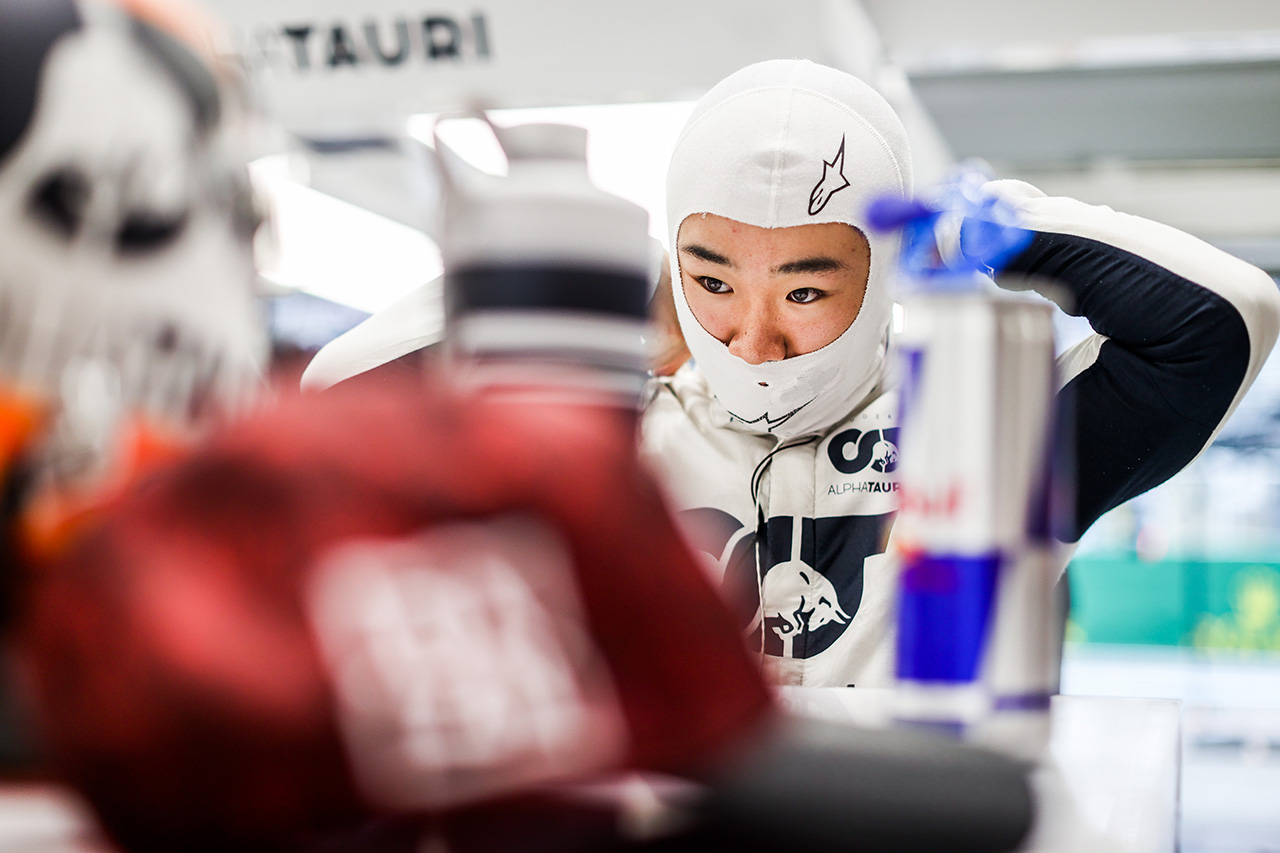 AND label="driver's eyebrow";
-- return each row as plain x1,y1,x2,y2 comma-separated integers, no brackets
680,243,735,269
772,256,846,275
